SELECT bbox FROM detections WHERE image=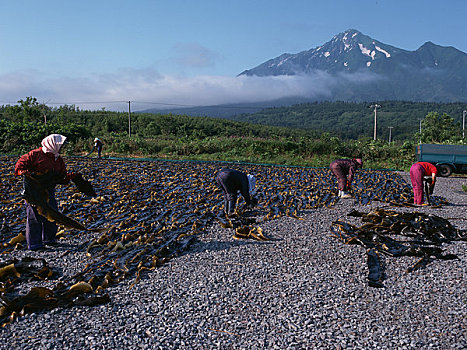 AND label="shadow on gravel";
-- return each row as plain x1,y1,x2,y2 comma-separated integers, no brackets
443,202,467,208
